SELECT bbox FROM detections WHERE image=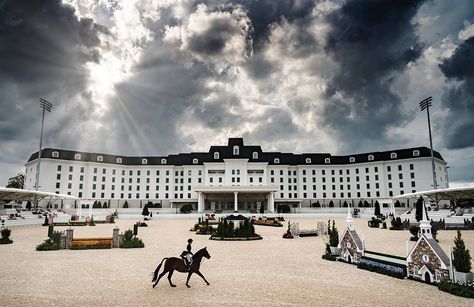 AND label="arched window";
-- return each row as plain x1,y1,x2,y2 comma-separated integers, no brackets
142,158,148,165
52,151,59,158
325,158,331,164
233,145,239,155
252,152,258,159
161,158,167,164
214,152,220,160
368,155,374,161
390,152,397,159
413,266,419,276
74,153,81,160
413,150,420,157
435,270,442,282
193,158,198,164
274,158,280,164
305,158,311,164
97,155,103,162
349,157,355,163
116,157,122,164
